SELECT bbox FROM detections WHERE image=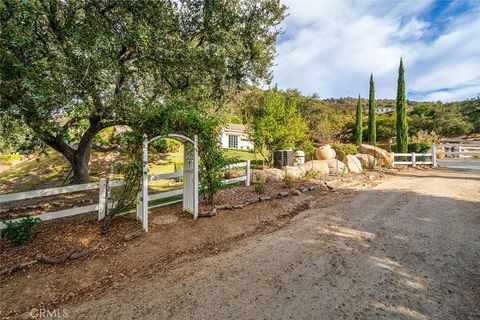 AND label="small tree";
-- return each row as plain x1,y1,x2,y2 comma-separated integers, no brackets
368,74,377,145
396,58,408,153
355,95,363,145
243,89,310,163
